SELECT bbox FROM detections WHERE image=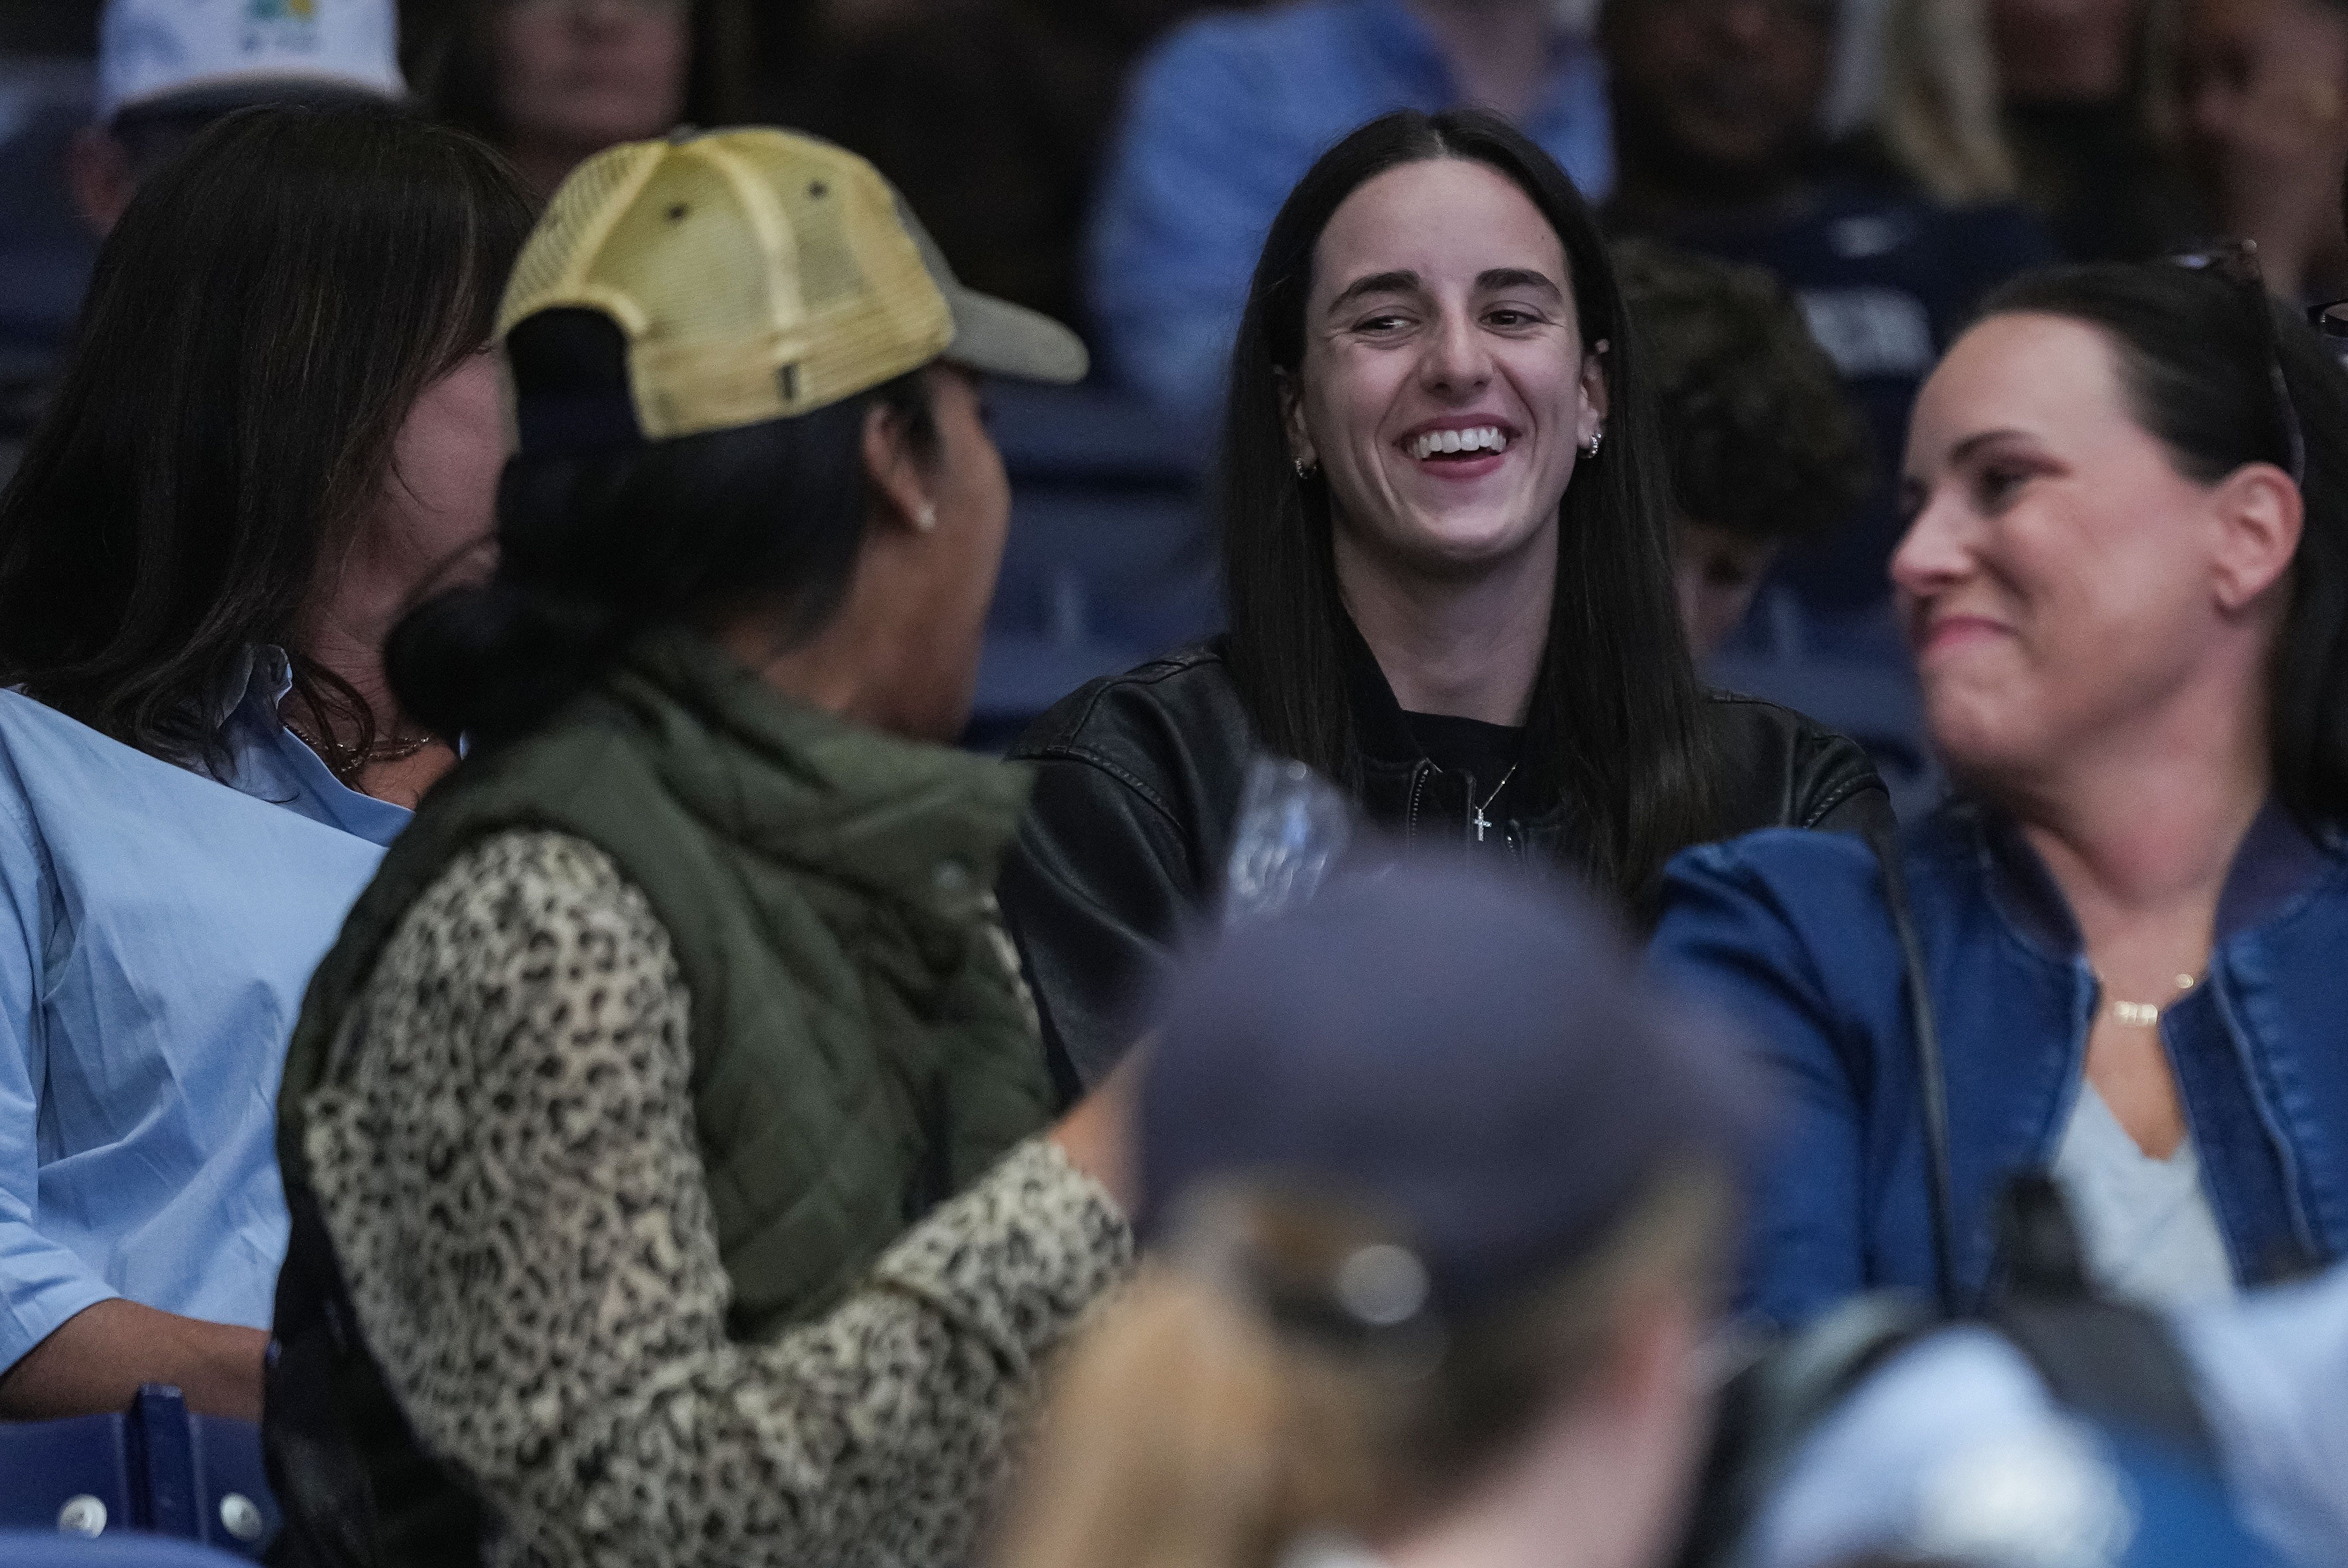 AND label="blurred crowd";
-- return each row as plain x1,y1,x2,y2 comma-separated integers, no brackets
0,3,2344,1568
